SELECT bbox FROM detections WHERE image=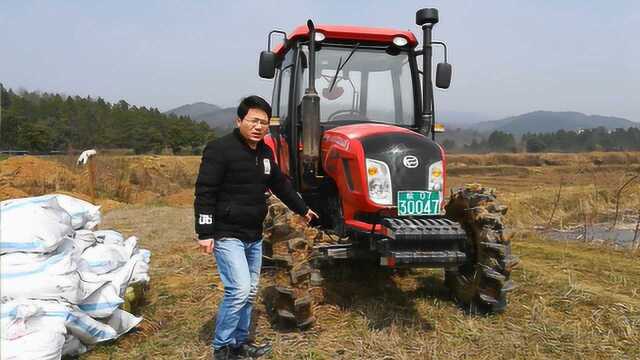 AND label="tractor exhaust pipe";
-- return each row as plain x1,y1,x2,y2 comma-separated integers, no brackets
301,19,321,186
416,8,439,135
